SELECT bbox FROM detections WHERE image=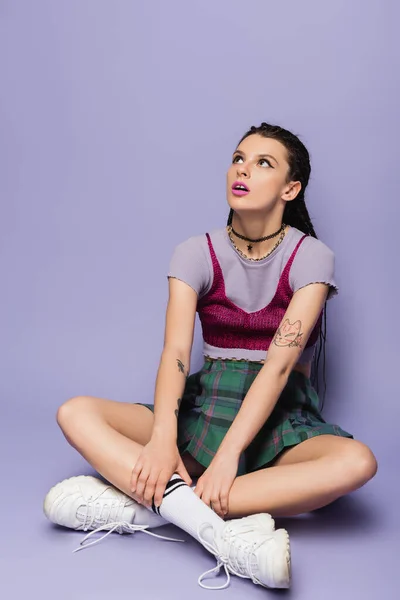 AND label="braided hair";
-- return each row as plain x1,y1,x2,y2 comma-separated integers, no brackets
227,122,327,407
